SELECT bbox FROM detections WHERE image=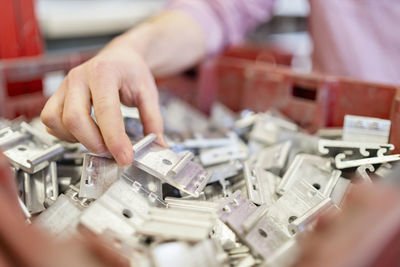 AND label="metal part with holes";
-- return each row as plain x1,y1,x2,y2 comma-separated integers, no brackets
249,181,328,258
249,113,298,145
2,123,64,173
35,194,84,237
206,160,242,184
136,207,216,242
288,198,335,235
79,177,154,237
343,115,391,144
21,164,59,214
199,134,248,167
164,197,237,247
122,165,164,206
318,139,394,158
243,163,278,206
133,134,211,197
254,141,292,176
0,127,27,148
218,181,330,259
335,153,400,169
79,154,121,199
277,154,341,196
